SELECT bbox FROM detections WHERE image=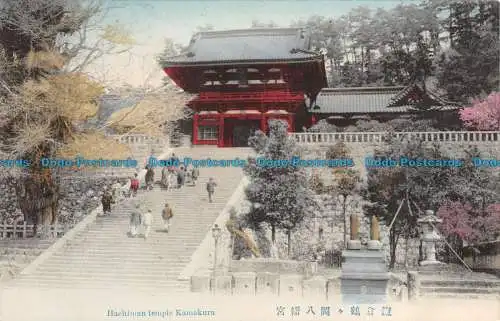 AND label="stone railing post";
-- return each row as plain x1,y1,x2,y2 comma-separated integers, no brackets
407,271,420,301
